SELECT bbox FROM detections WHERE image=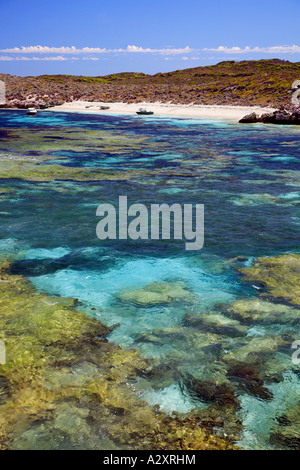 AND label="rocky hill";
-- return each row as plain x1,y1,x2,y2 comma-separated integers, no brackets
1,59,300,109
